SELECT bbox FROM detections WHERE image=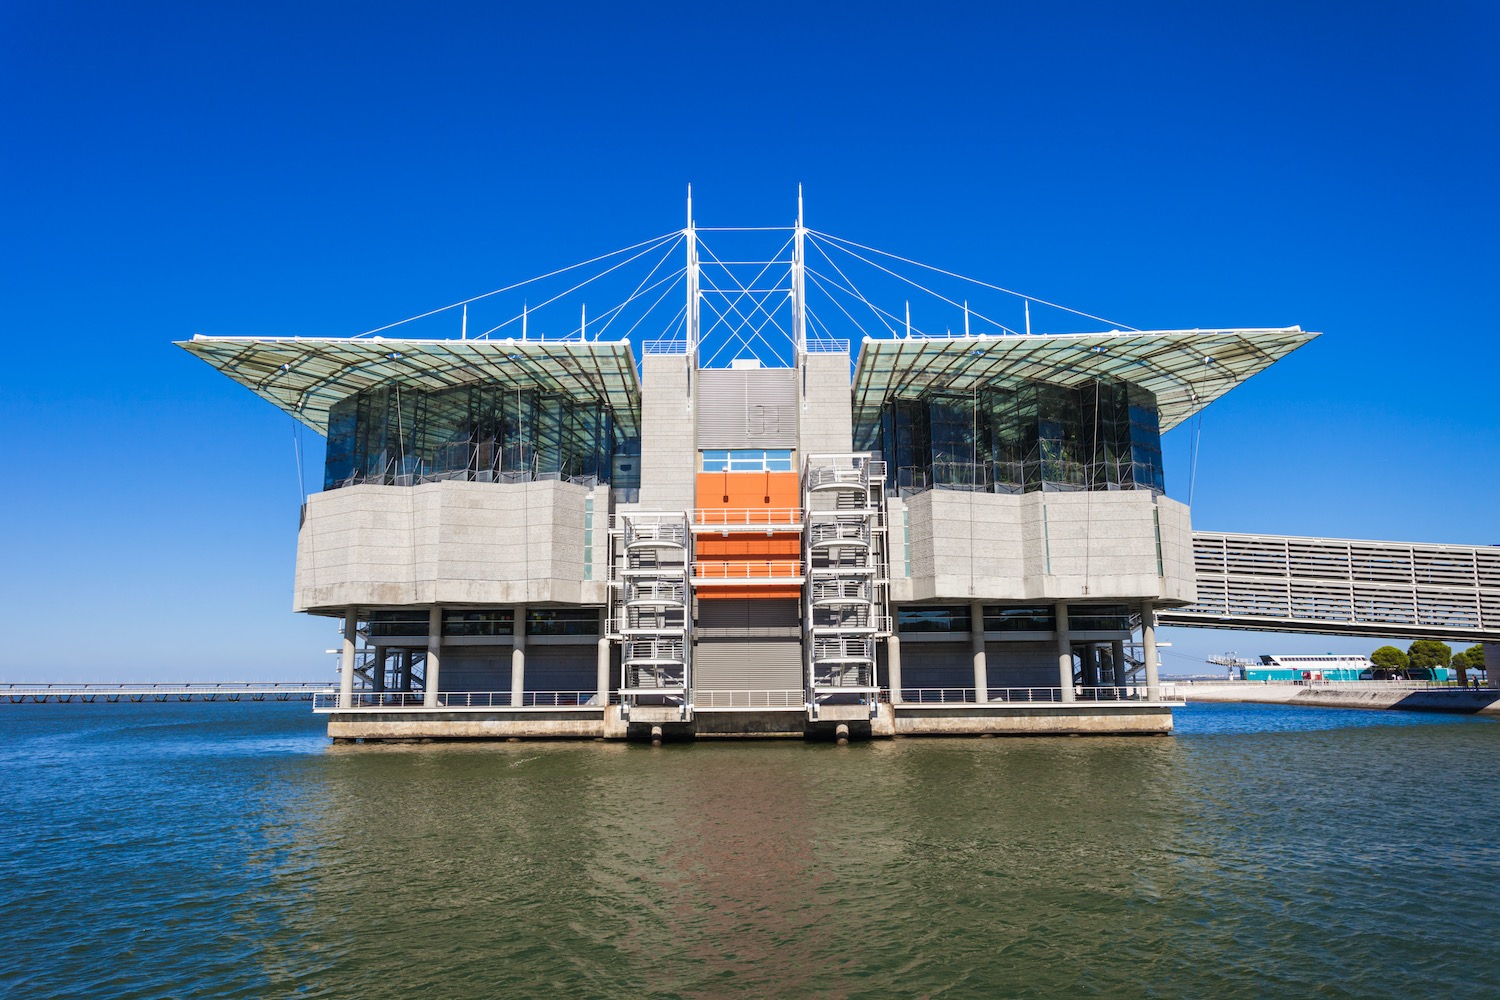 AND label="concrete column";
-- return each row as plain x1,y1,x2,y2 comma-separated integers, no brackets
339,608,357,709
970,601,988,703
1485,643,1499,688
1140,600,1161,701
1111,639,1127,693
888,635,904,705
423,606,442,708
372,646,386,693
399,649,413,692
596,608,611,707
511,605,527,707
1056,602,1075,702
